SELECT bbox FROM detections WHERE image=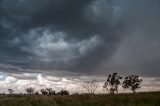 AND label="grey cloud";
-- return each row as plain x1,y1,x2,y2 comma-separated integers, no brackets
98,0,160,77
0,0,160,77
0,0,123,74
